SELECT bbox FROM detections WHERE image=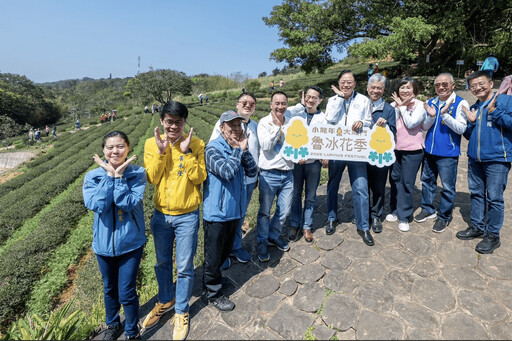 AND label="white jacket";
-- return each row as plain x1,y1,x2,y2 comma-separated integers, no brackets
325,91,372,127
